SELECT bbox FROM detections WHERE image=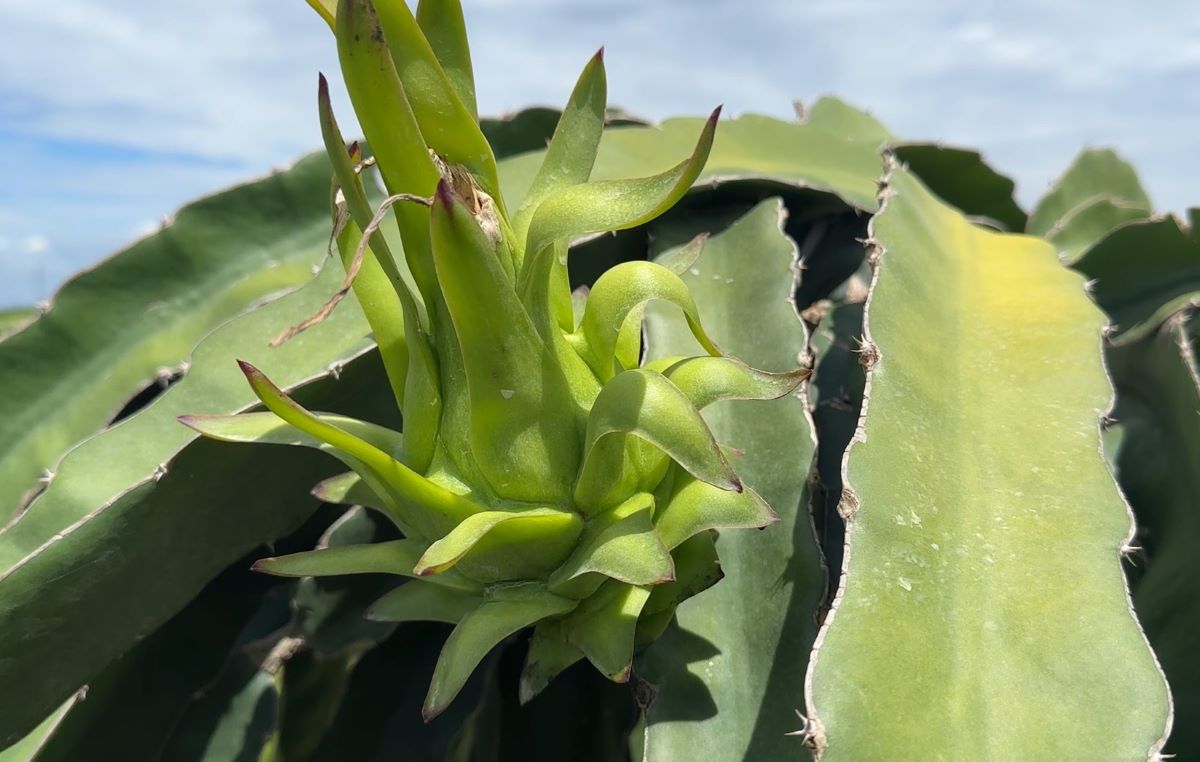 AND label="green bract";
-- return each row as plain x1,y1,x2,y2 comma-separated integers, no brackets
183,0,803,718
